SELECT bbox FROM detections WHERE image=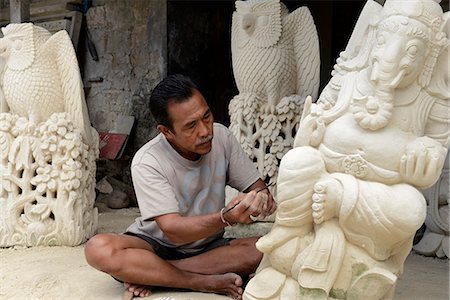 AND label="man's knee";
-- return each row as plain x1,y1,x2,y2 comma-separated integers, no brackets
84,233,119,273
232,237,263,265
